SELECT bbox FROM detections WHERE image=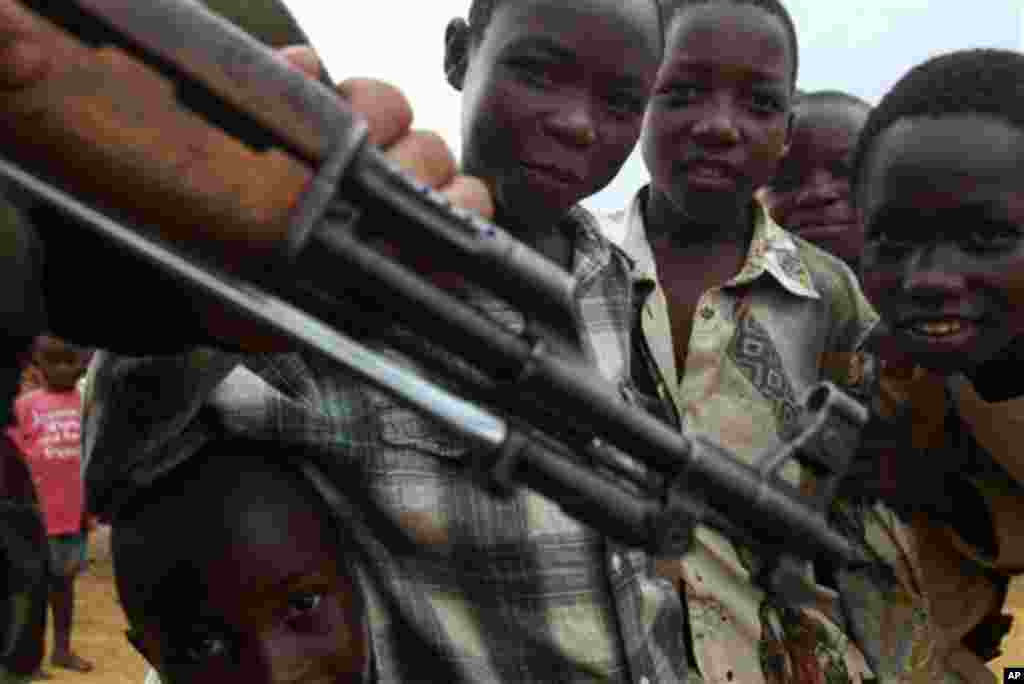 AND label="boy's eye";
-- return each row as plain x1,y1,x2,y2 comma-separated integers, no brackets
865,230,915,256
828,159,853,182
287,591,323,617
604,91,645,119
284,590,329,632
507,57,556,88
964,224,1022,251
172,628,232,666
656,82,703,107
749,91,784,115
